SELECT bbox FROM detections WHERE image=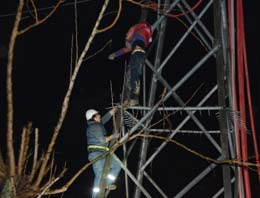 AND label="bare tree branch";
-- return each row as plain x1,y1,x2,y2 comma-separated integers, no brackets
83,39,112,62
30,0,39,21
136,134,260,169
74,0,79,62
36,177,60,198
18,0,64,35
70,35,74,80
29,128,39,182
33,0,111,188
18,127,27,176
22,123,32,169
7,0,25,183
96,0,122,33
